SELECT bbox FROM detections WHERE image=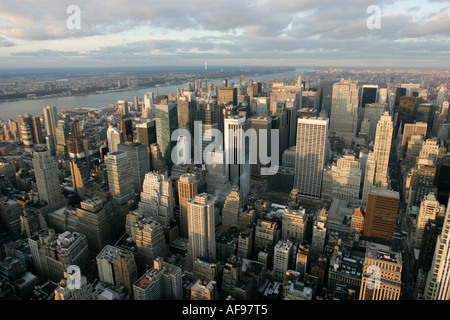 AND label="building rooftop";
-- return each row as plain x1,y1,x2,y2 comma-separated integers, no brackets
368,186,400,199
